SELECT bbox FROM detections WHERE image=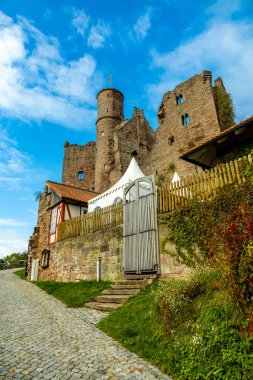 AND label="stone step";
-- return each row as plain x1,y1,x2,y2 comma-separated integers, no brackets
112,284,143,290
96,295,130,304
85,302,121,312
124,274,157,280
115,280,148,286
102,288,140,295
